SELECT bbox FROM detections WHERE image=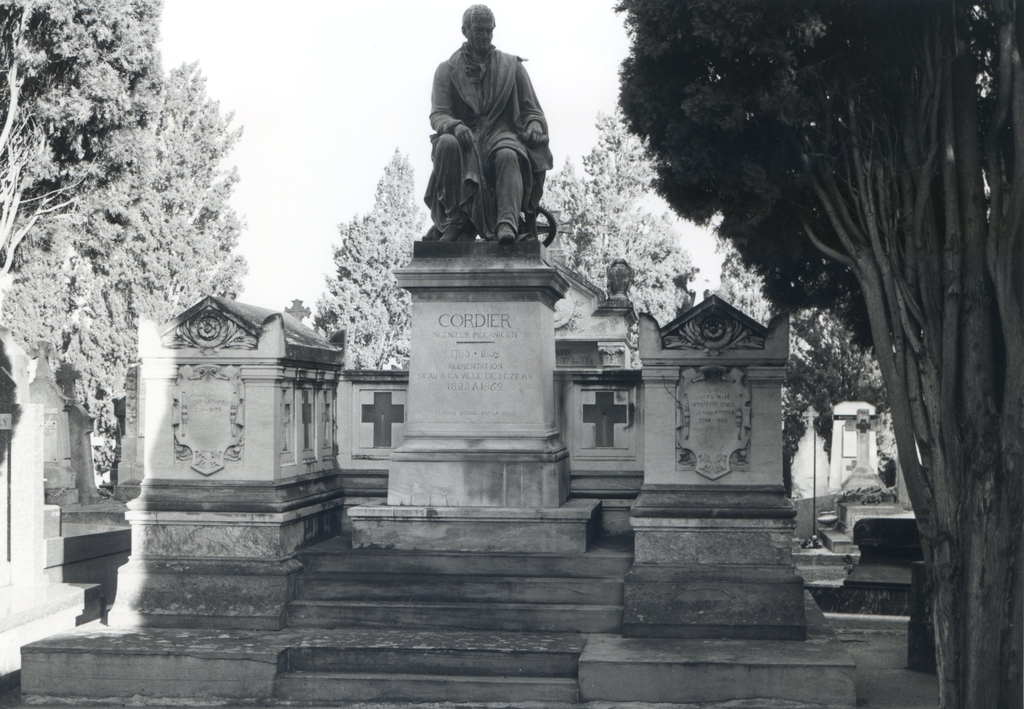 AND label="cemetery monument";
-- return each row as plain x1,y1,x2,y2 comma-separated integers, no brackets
19,7,857,707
